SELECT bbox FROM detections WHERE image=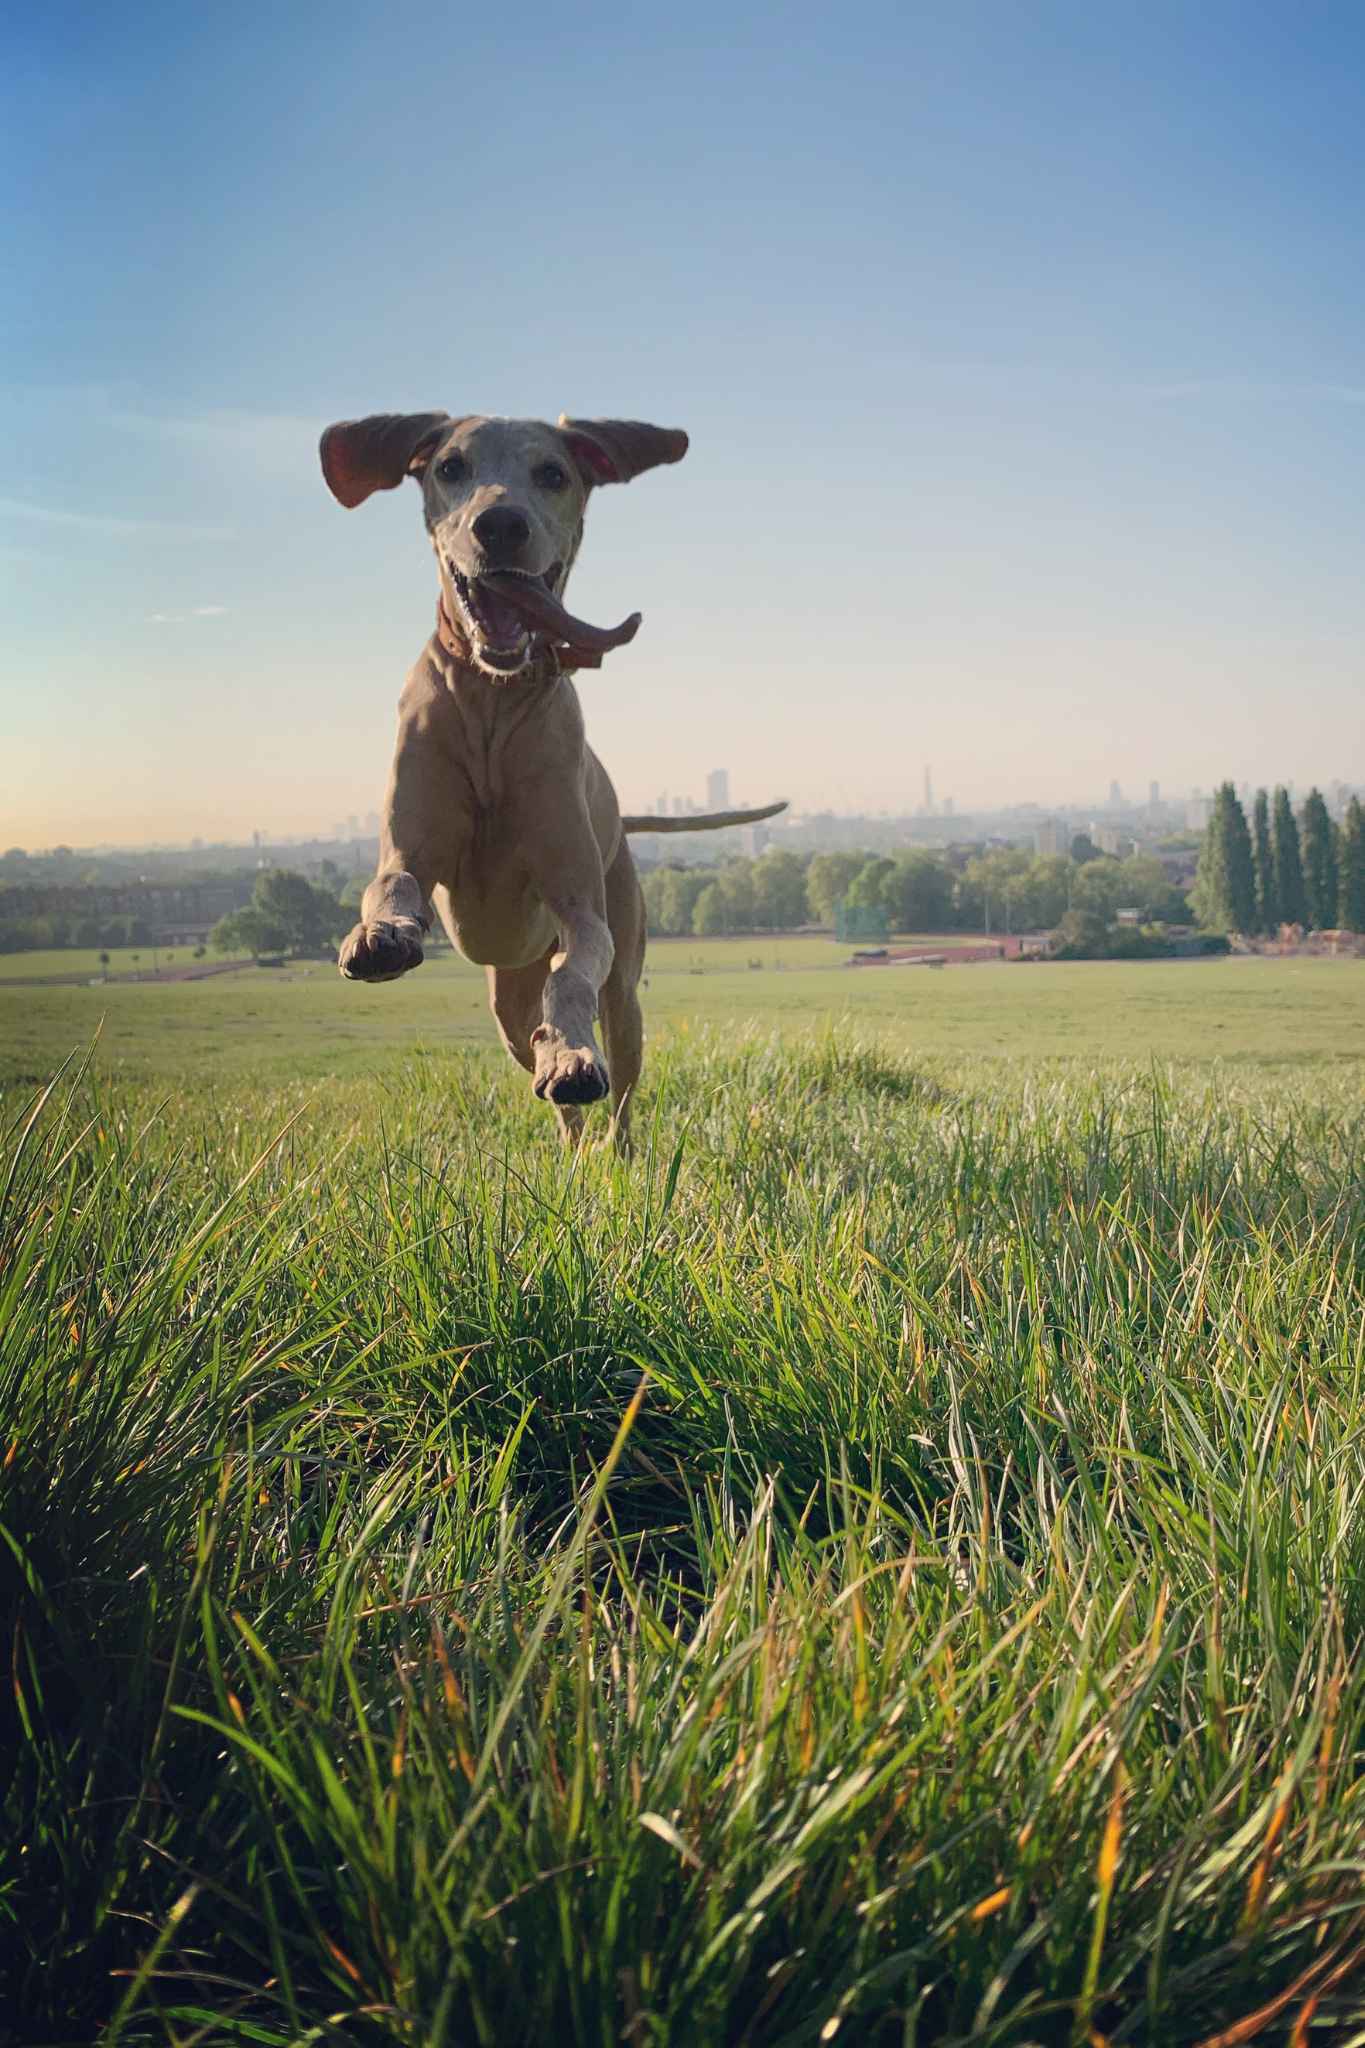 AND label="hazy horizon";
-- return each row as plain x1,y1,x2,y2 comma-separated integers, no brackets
5,2,1364,846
